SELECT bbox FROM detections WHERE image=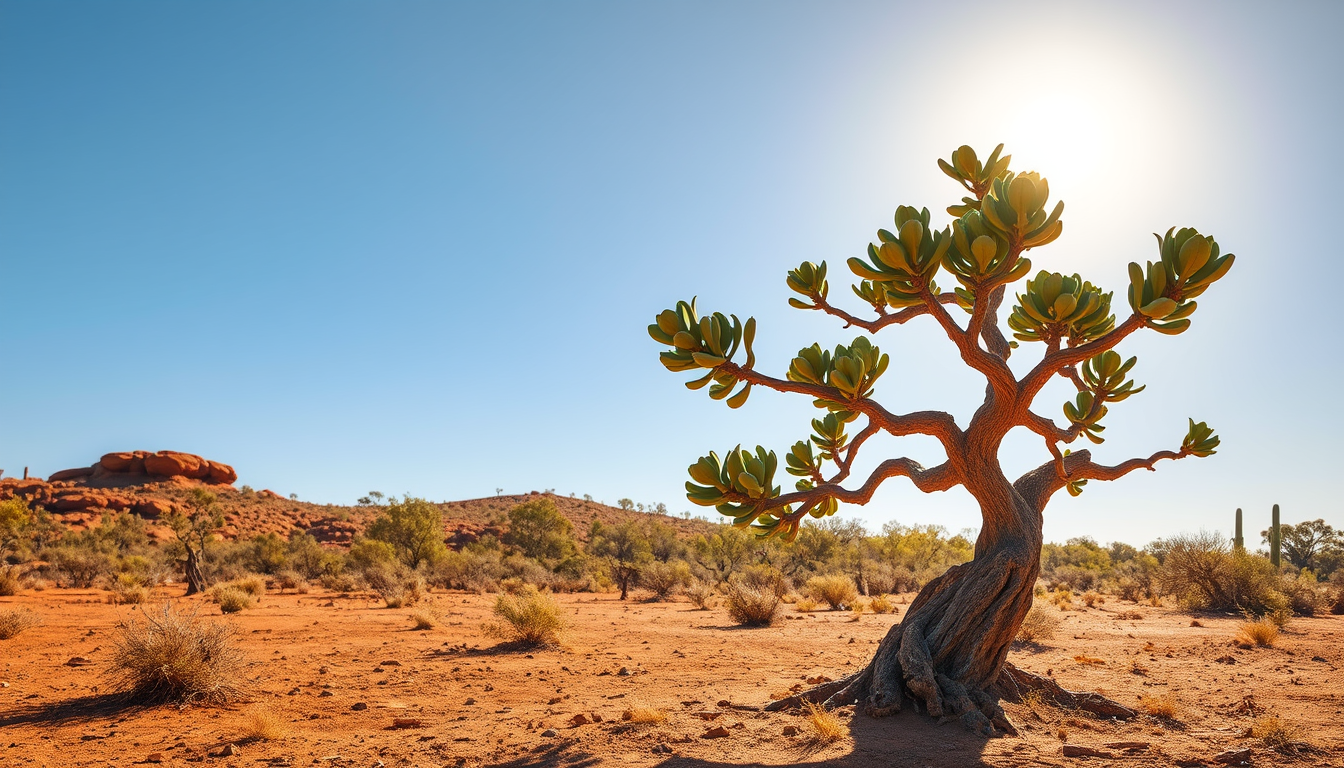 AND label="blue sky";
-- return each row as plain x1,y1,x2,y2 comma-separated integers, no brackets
2,1,1340,545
